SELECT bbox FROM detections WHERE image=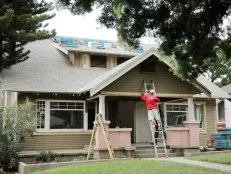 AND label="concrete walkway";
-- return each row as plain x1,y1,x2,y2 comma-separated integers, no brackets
151,157,231,173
